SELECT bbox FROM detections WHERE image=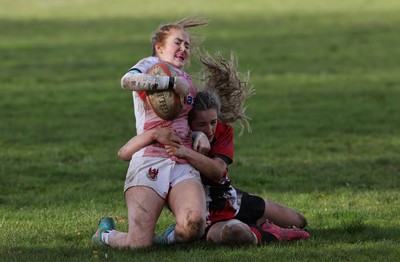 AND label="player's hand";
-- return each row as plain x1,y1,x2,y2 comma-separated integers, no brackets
192,131,211,154
154,127,182,147
174,76,190,97
165,144,187,158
